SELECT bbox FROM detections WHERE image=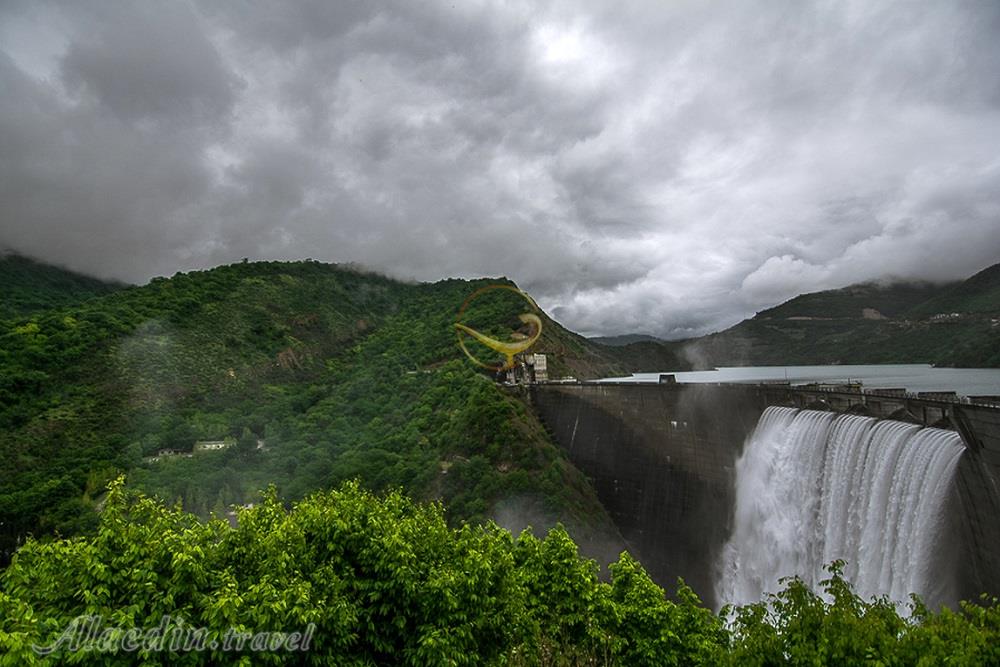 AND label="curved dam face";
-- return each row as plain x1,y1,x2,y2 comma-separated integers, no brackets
528,383,1000,610
527,383,764,607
